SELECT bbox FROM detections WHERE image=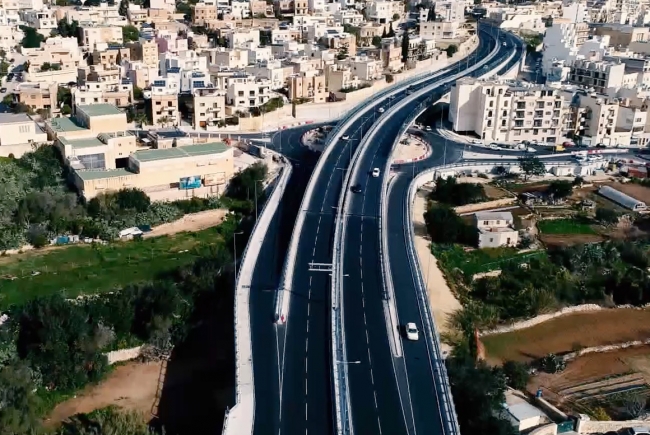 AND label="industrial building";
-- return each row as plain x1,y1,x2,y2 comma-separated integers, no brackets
598,185,647,211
